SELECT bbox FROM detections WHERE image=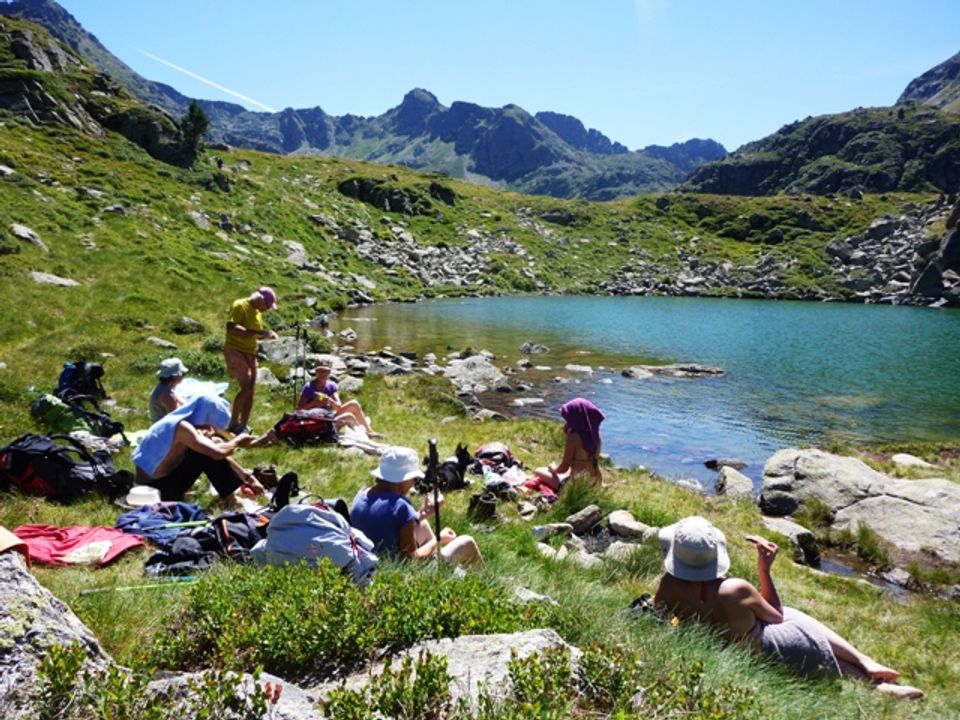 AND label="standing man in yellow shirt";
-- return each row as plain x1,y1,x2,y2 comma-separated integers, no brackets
223,286,279,434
